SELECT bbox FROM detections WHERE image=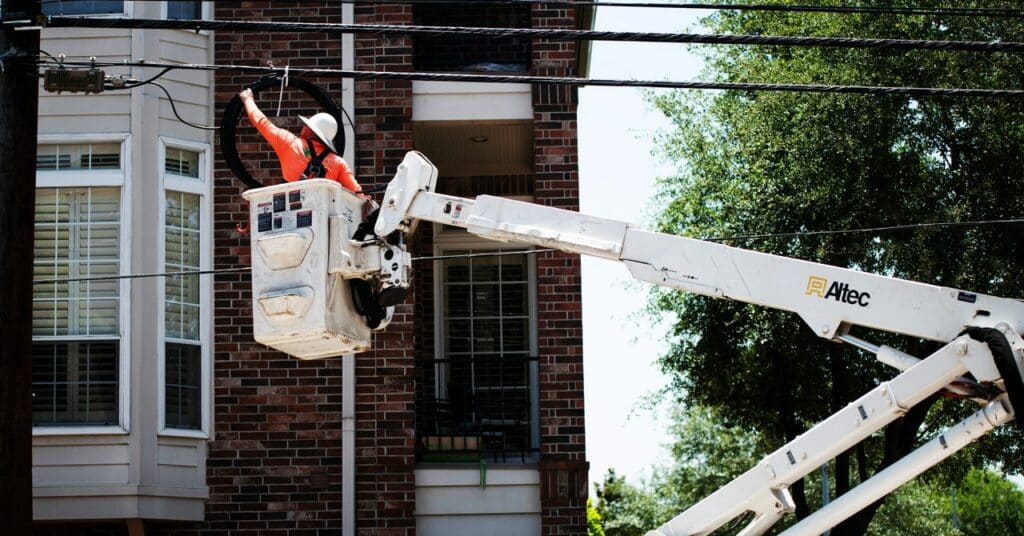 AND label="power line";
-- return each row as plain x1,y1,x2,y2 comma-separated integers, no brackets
42,16,1024,54
703,218,1024,243
32,58,1024,99
31,267,252,286
31,0,1024,18
317,1,1024,18
29,219,1024,285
